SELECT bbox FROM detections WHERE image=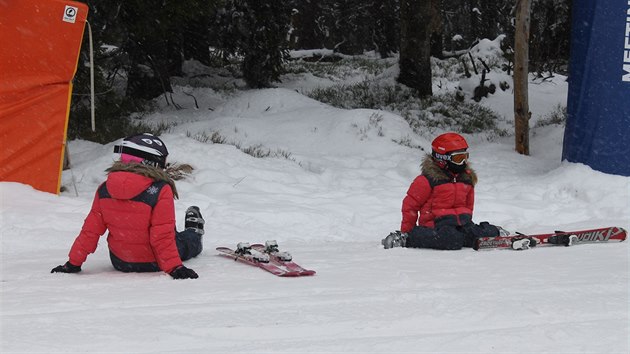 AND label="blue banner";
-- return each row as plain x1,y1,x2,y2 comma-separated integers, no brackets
562,0,630,176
